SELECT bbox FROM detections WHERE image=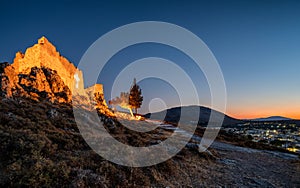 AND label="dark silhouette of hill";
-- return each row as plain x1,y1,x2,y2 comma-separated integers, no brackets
251,116,293,121
145,105,242,126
